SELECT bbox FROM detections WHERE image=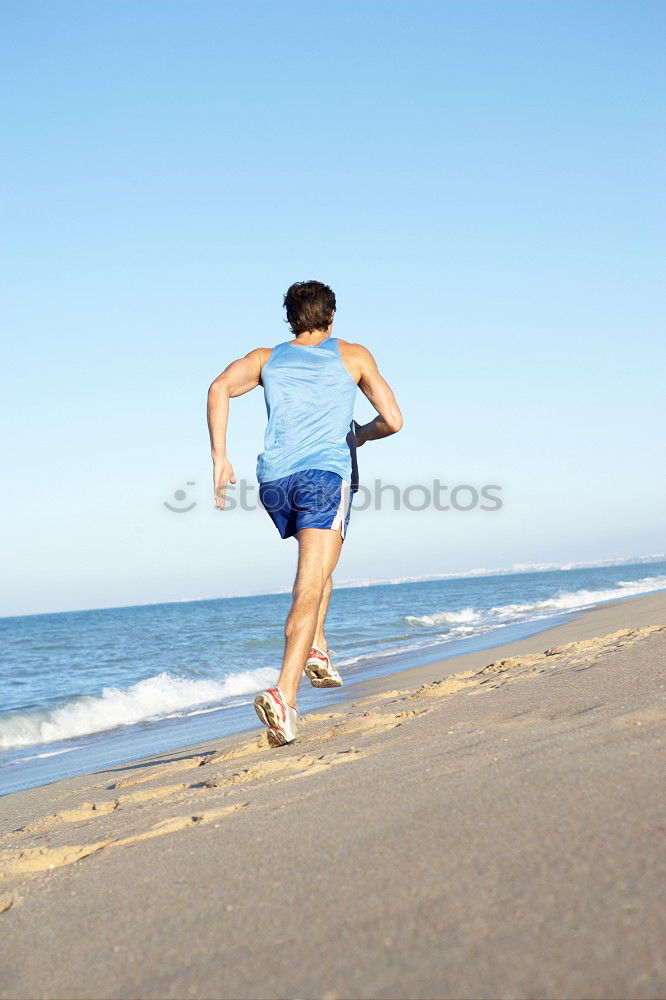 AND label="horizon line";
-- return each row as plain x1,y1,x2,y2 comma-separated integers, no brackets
2,552,665,622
